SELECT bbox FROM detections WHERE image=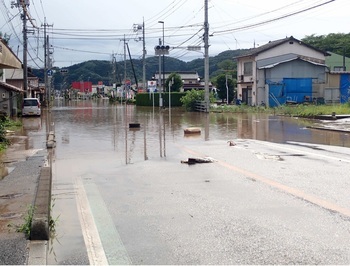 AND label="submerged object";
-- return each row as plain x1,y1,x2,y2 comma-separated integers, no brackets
184,127,201,134
129,123,141,128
